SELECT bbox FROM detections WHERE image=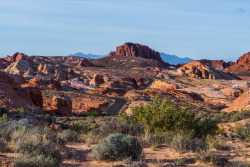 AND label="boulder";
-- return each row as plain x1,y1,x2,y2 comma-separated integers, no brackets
48,95,73,116
77,59,94,67
89,74,104,86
